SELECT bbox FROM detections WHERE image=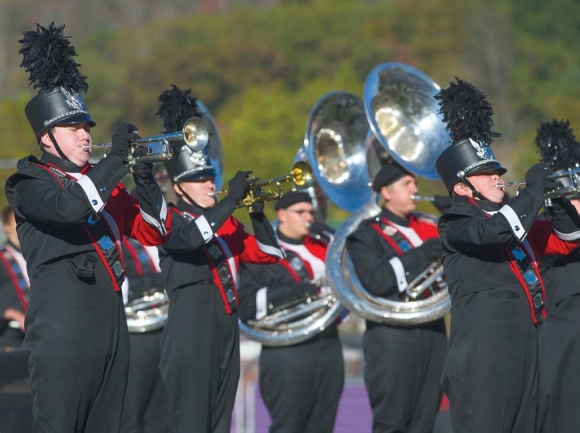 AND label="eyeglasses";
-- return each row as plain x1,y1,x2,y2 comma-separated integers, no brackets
287,209,316,216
